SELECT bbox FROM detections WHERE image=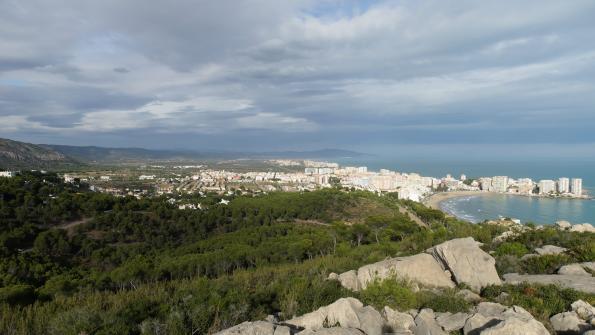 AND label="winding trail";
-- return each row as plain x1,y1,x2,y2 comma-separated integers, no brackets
396,204,429,228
